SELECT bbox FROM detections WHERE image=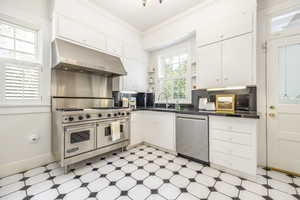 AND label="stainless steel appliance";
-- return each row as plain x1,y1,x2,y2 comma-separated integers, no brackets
176,114,209,164
52,107,131,172
51,38,129,172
